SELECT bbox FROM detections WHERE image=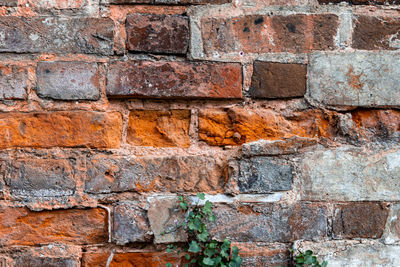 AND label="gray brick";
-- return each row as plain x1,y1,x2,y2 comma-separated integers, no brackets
0,17,114,55
308,52,400,107
0,64,29,100
37,62,101,100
